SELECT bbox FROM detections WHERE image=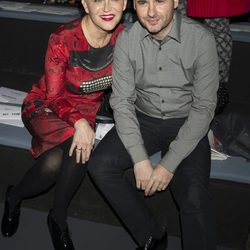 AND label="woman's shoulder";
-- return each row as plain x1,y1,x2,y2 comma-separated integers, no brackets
47,18,85,49
51,18,82,38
